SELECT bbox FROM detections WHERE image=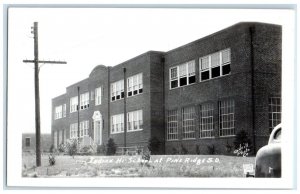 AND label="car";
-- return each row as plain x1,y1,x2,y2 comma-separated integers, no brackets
255,124,281,178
